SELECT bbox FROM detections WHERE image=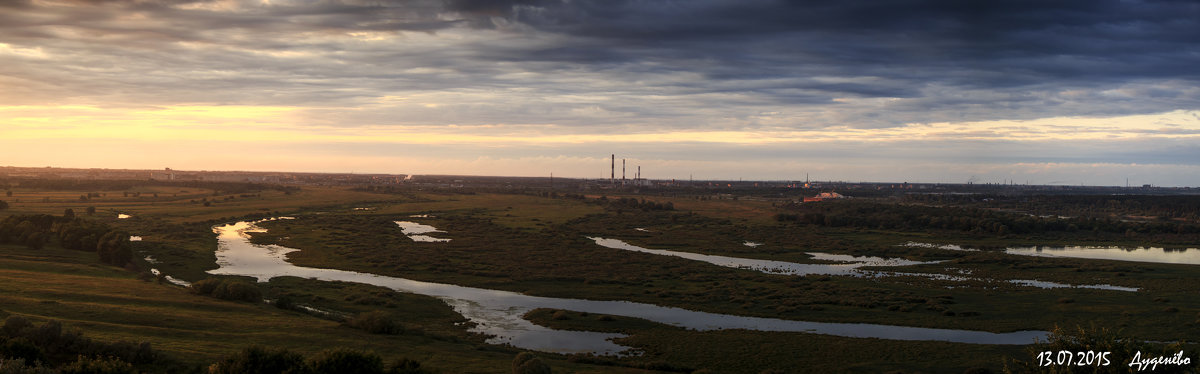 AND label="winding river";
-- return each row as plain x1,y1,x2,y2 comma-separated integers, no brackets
595,238,1138,292
204,218,1046,354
